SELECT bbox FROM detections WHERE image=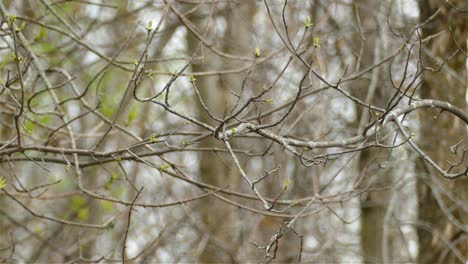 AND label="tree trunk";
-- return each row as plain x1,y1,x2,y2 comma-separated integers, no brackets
417,0,467,263
184,2,255,262
351,1,395,262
